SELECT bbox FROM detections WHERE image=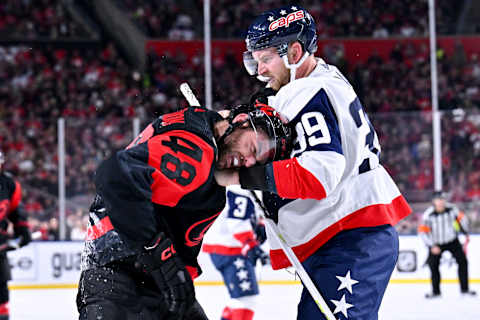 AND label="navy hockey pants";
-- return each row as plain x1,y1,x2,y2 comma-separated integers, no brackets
297,224,399,320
